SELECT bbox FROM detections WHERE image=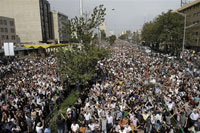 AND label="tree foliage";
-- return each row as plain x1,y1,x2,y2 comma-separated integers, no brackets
55,5,109,86
64,4,106,46
141,10,193,53
108,35,117,45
